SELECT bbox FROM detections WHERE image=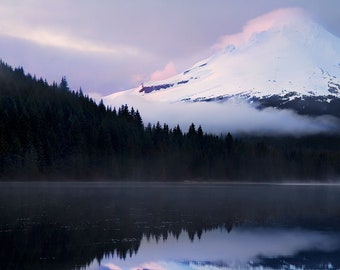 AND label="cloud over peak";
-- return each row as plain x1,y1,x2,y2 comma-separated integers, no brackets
212,7,310,51
150,62,177,82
